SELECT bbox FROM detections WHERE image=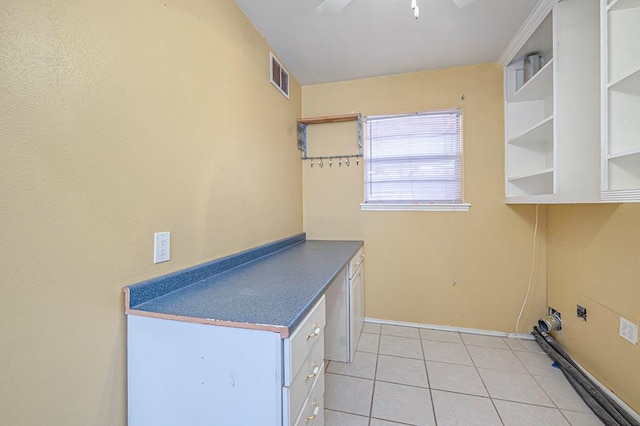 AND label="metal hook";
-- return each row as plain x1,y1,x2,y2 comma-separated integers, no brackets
319,158,323,168
356,157,360,166
346,157,350,167
339,157,342,167
310,159,313,168
329,157,333,168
